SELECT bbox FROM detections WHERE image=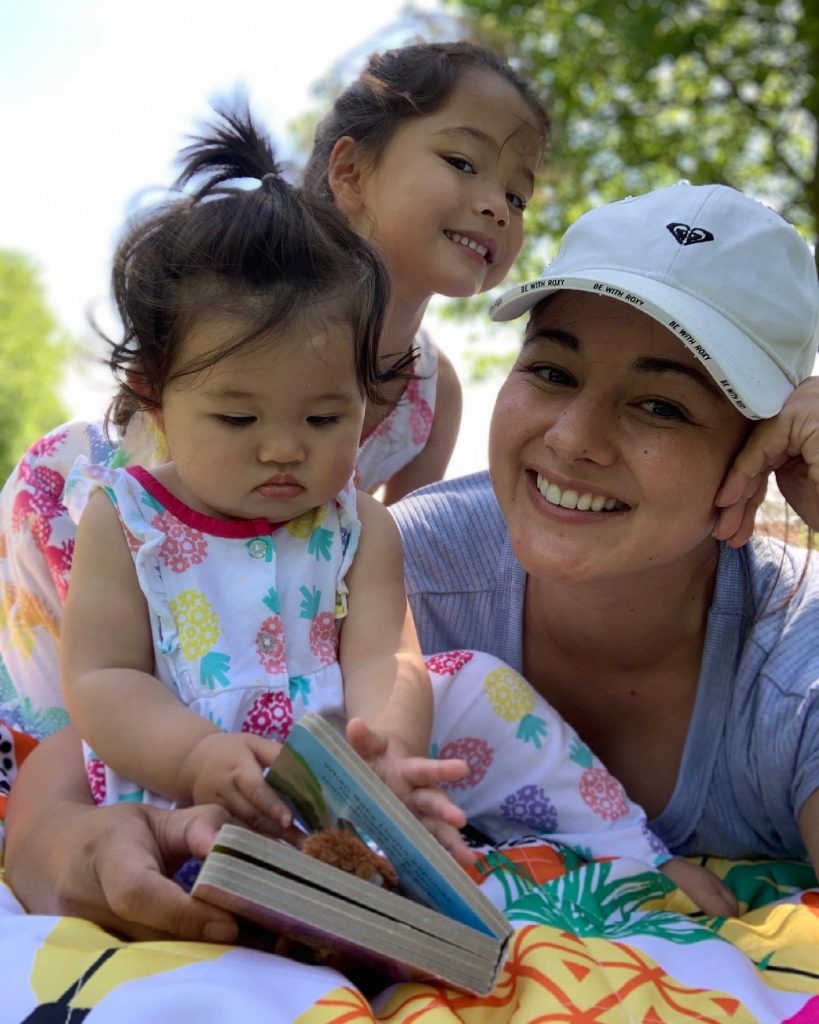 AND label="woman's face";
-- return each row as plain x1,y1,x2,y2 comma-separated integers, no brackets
488,291,753,585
